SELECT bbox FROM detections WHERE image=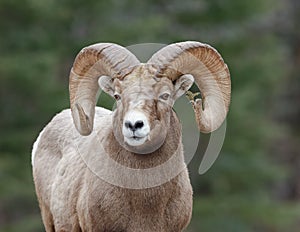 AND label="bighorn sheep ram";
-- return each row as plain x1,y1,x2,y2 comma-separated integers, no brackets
32,41,231,232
